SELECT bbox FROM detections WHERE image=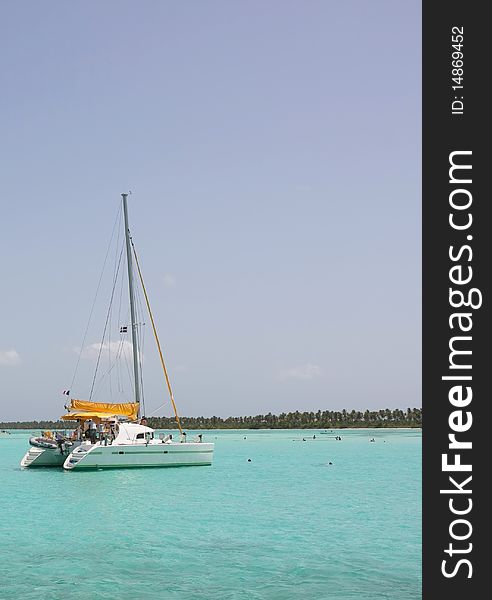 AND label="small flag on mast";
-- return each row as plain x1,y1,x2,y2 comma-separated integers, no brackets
62,390,70,396
120,326,128,333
